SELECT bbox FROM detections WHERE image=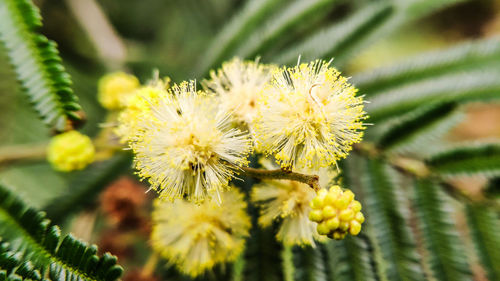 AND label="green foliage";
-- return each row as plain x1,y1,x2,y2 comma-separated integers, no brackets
426,143,500,178
289,245,328,281
240,225,284,281
0,239,43,280
376,102,462,155
275,0,467,67
275,2,394,67
0,0,82,132
2,0,500,280
0,182,123,281
465,204,500,281
358,159,425,281
233,0,338,60
413,180,472,281
197,0,288,75
353,36,500,94
326,236,379,281
365,69,500,122
43,153,133,224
